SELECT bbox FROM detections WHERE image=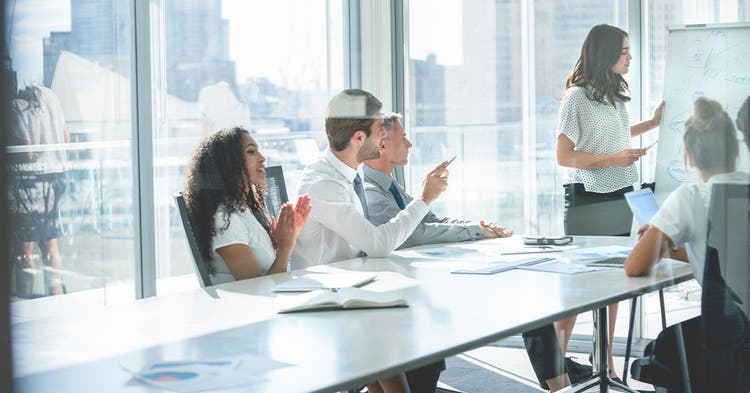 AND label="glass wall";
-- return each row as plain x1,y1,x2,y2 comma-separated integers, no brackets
151,0,345,293
5,0,748,321
406,0,526,232
5,0,135,302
